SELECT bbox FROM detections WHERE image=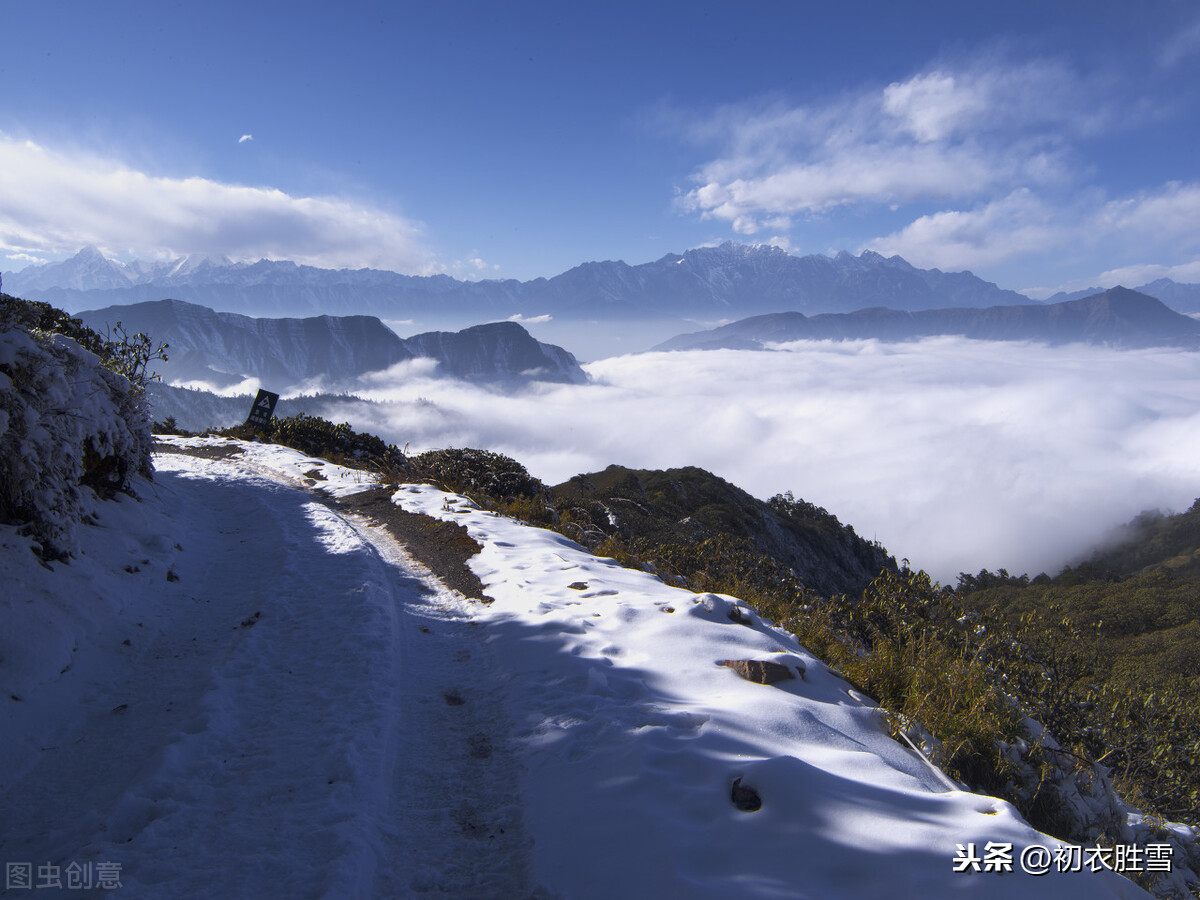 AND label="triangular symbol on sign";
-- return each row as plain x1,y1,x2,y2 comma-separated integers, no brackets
257,396,271,408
